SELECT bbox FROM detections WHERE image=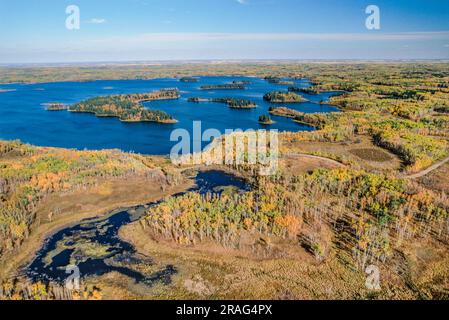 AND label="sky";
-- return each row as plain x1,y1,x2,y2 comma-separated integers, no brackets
0,0,448,63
